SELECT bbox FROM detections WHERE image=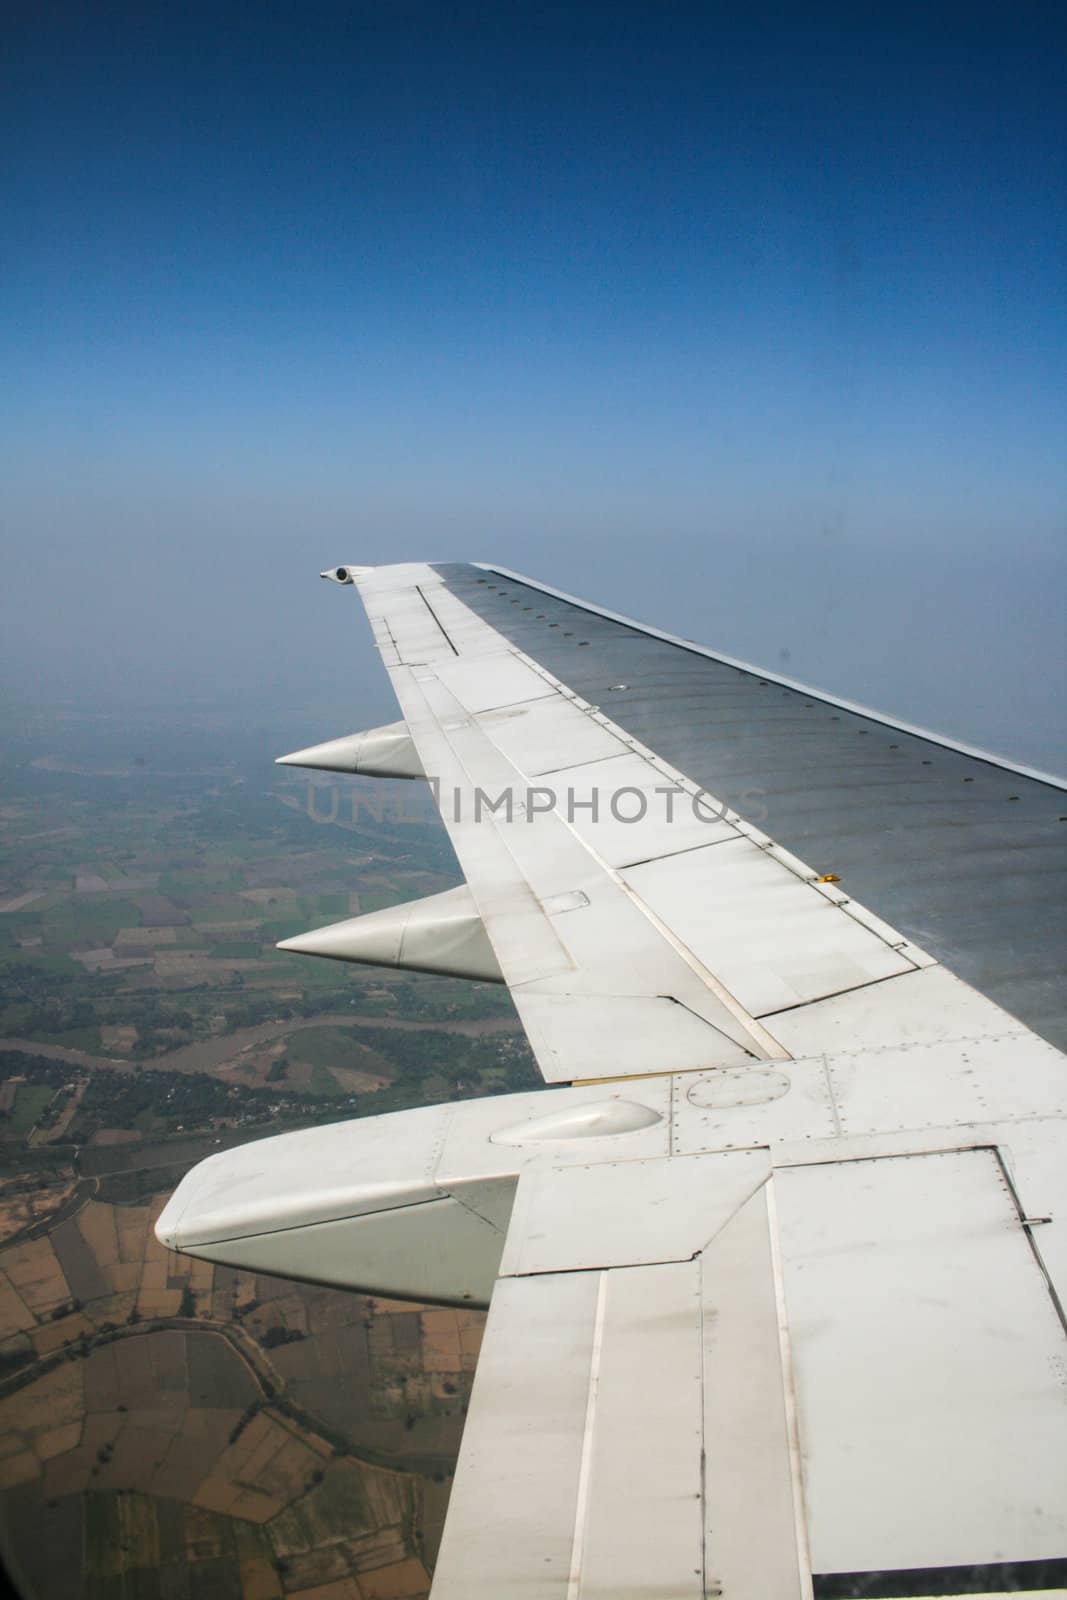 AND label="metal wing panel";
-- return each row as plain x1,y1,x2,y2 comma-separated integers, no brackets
427,1270,605,1599
498,1148,771,1274
701,1183,810,1599
549,749,738,865
432,650,556,711
347,565,951,1085
775,1148,1067,1574
426,1141,1067,1598
427,1265,708,1600
429,1156,814,1600
623,837,916,1016
572,1263,707,1599
434,563,1067,1053
376,632,776,1080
